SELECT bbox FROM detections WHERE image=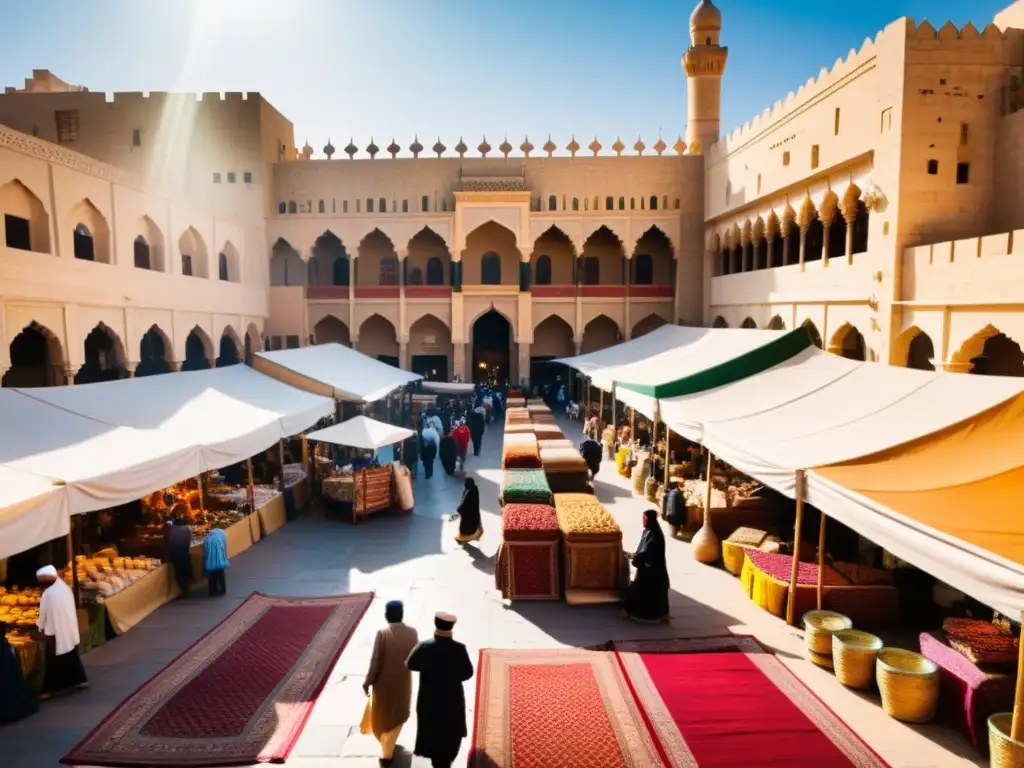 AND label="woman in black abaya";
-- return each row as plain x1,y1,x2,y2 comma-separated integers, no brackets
622,509,670,622
452,478,482,544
